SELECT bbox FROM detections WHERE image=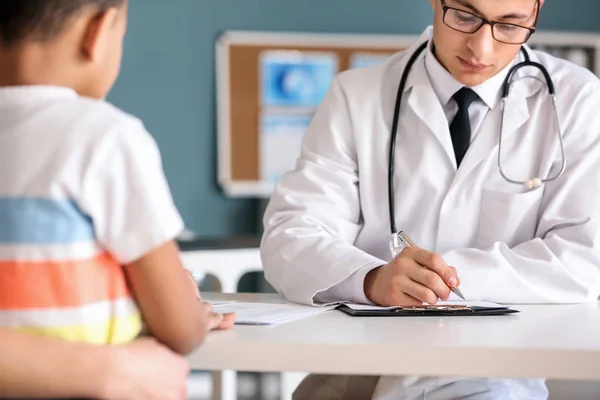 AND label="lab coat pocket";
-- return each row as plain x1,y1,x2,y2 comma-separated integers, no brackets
476,187,544,249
